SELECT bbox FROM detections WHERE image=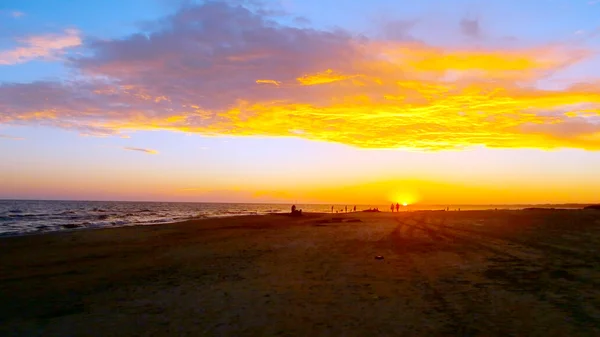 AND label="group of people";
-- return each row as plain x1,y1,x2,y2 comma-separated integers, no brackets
291,204,409,214
290,204,302,216
292,204,359,215
331,205,357,213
